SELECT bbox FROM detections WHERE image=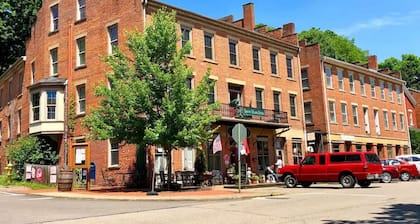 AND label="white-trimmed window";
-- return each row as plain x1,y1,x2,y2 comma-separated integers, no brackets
50,48,58,76
31,92,40,121
380,80,385,100
286,56,293,79
289,94,297,118
109,139,119,167
370,78,376,98
255,88,263,109
17,110,21,135
325,66,332,88
383,111,389,130
304,101,312,124
301,68,309,90
408,109,414,127
338,69,344,91
341,103,348,124
7,116,11,139
108,23,118,54
77,84,86,114
363,107,370,134
388,83,393,102
400,113,405,131
273,91,281,113
228,39,238,66
47,90,57,120
329,100,336,123
352,104,359,126
76,36,86,67
374,109,380,135
252,46,261,71
76,0,86,21
181,25,192,55
31,61,35,84
392,112,397,130
359,75,366,96
349,72,355,93
50,4,59,32
270,51,278,75
204,32,214,60
396,86,401,104
208,79,216,104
